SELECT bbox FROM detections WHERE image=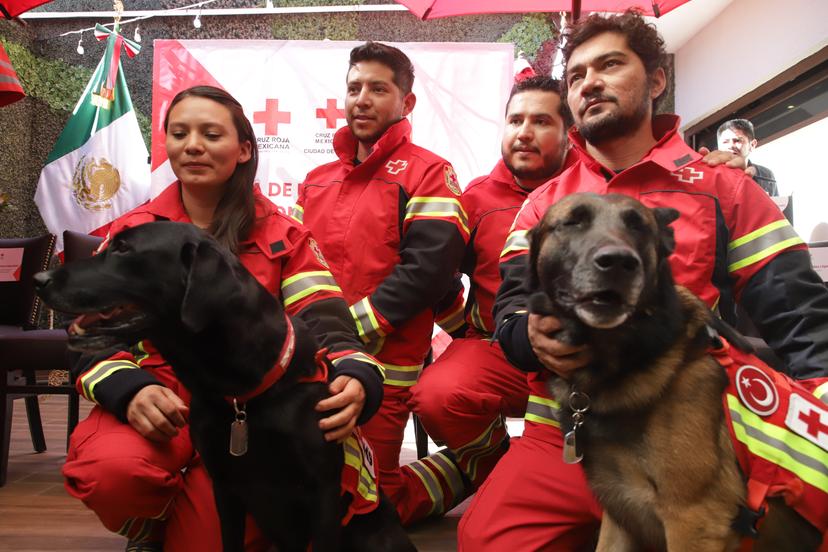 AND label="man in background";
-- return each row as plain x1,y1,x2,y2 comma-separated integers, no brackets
718,118,779,195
